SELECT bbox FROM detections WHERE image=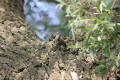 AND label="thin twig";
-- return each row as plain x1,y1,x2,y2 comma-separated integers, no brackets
111,0,117,9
